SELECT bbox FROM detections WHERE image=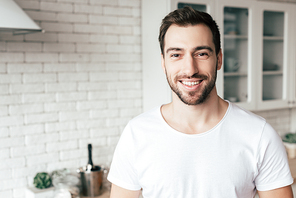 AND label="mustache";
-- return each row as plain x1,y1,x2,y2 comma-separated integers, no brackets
176,73,208,80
